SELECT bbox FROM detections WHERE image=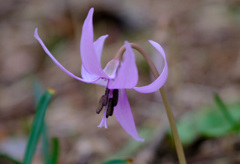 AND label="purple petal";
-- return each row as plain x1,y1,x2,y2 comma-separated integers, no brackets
81,66,98,81
114,89,144,142
108,41,138,89
81,35,108,81
80,8,110,79
93,78,108,86
103,59,119,79
94,35,108,62
134,40,168,93
98,109,108,128
34,28,99,83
